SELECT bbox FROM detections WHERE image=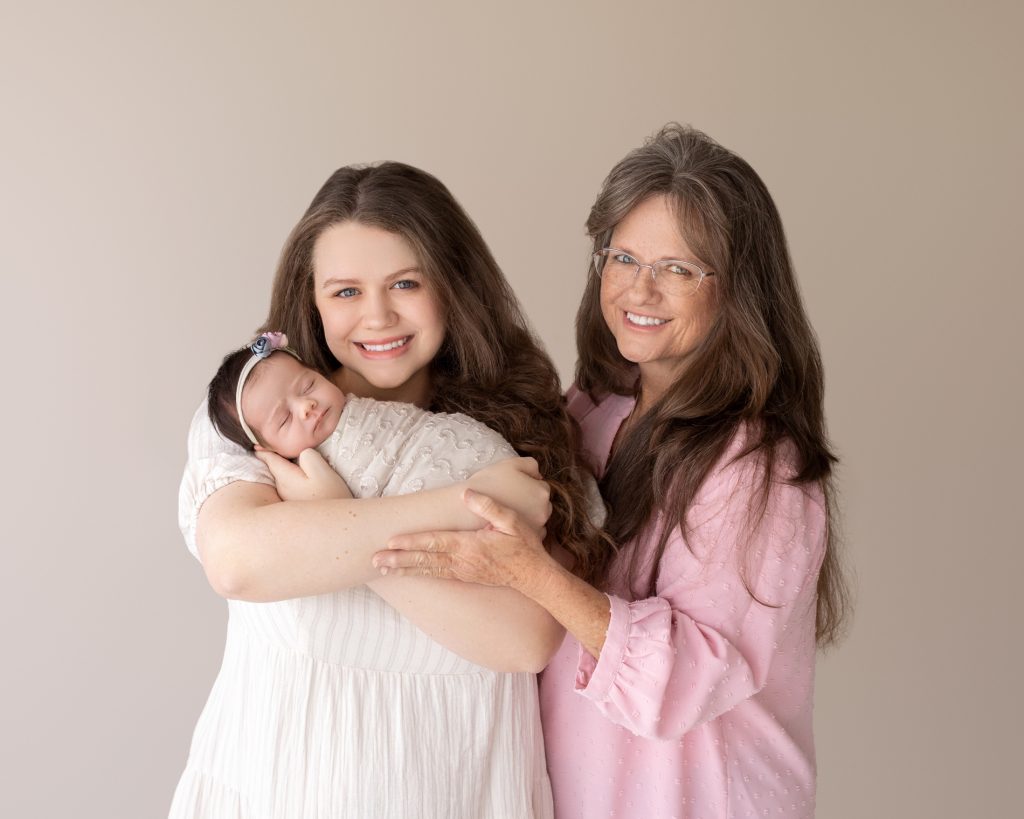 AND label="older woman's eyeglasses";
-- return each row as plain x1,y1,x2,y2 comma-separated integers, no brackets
593,248,714,296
